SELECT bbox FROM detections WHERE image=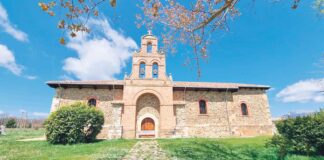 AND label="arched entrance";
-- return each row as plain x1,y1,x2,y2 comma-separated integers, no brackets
141,118,155,130
140,117,155,138
136,93,160,138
